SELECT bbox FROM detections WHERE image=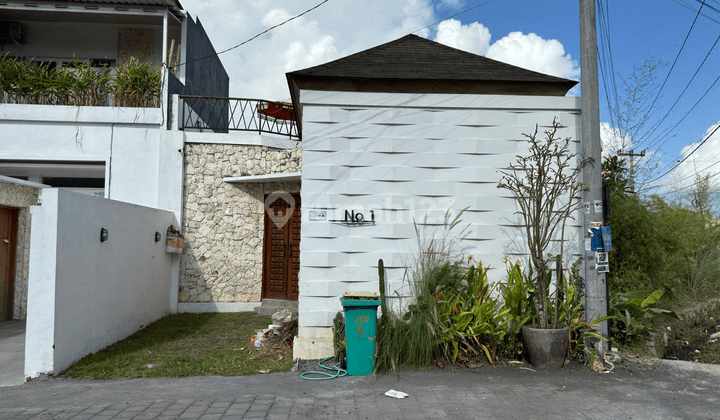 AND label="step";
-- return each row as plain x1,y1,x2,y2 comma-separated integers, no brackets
253,299,298,316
